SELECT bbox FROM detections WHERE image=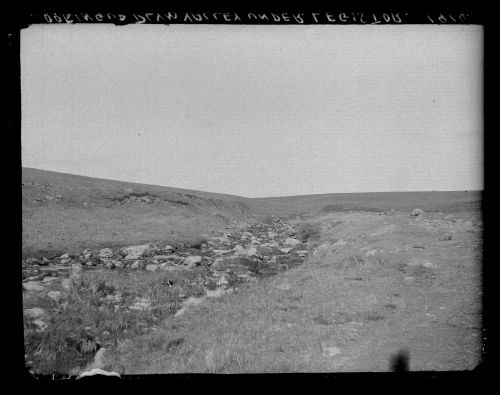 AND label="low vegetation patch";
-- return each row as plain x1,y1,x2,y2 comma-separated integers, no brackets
296,222,322,243
24,268,207,374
